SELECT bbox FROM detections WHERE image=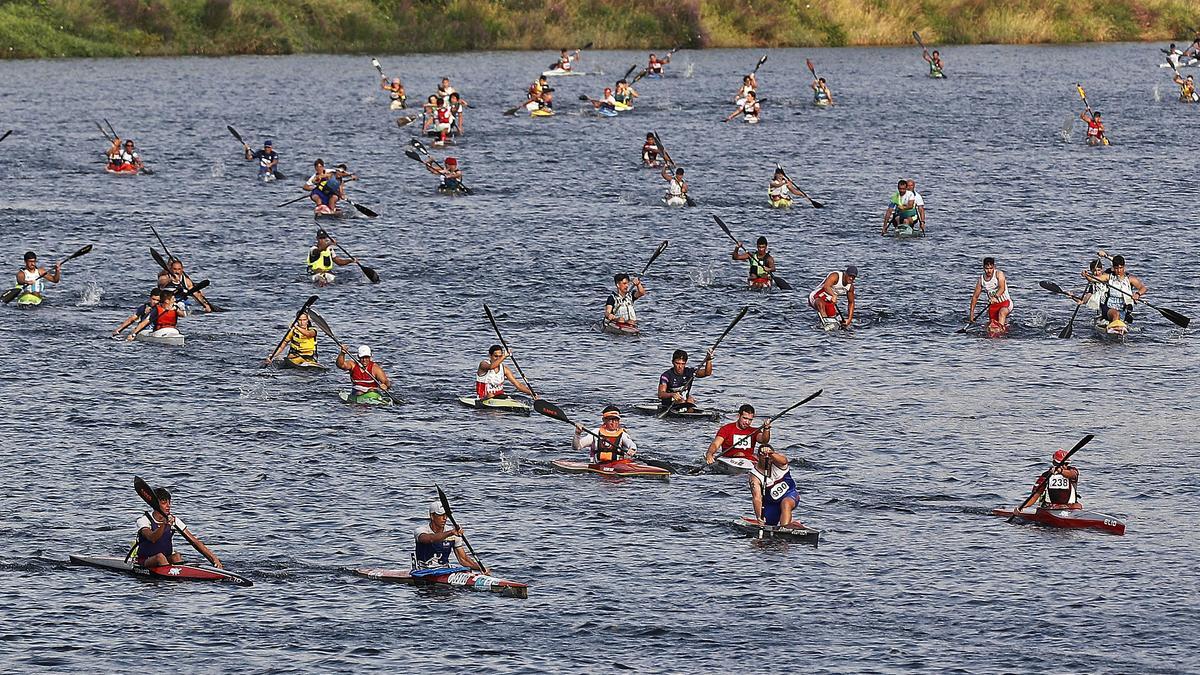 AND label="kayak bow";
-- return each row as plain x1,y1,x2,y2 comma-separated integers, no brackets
354,566,528,598
69,554,253,586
